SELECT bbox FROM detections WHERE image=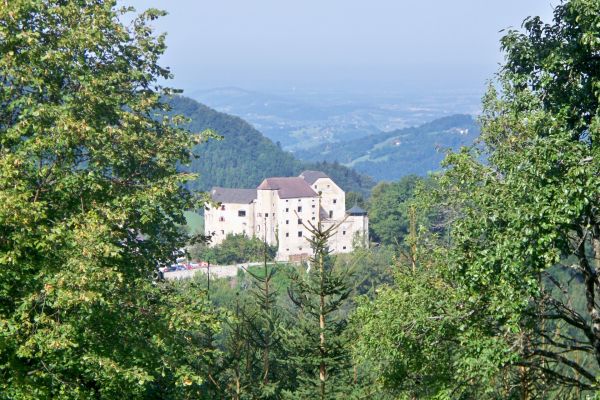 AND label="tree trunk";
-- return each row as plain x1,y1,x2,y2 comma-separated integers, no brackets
319,252,326,400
